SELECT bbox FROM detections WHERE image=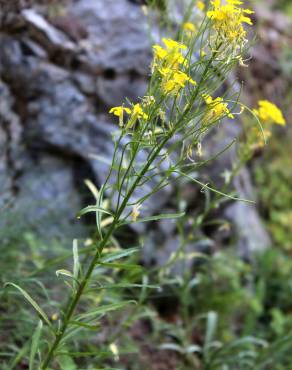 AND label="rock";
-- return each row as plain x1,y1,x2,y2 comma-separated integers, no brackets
0,0,271,258
0,80,22,209
70,0,152,74
0,24,171,227
0,78,84,242
22,8,76,52
13,155,85,241
96,74,148,107
73,72,96,95
224,168,271,258
202,119,271,256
